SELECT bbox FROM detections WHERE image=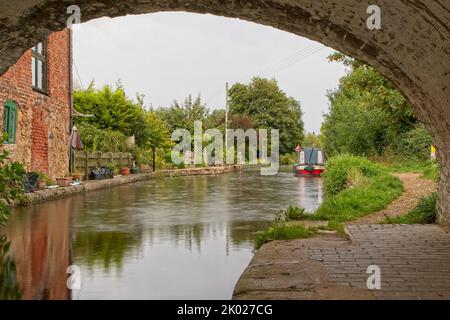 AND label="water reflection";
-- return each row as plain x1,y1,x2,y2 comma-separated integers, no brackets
1,172,323,300
0,200,71,300
0,235,21,299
